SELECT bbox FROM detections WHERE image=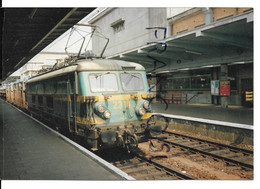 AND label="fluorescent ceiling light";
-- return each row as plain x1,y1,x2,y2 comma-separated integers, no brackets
185,50,202,55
